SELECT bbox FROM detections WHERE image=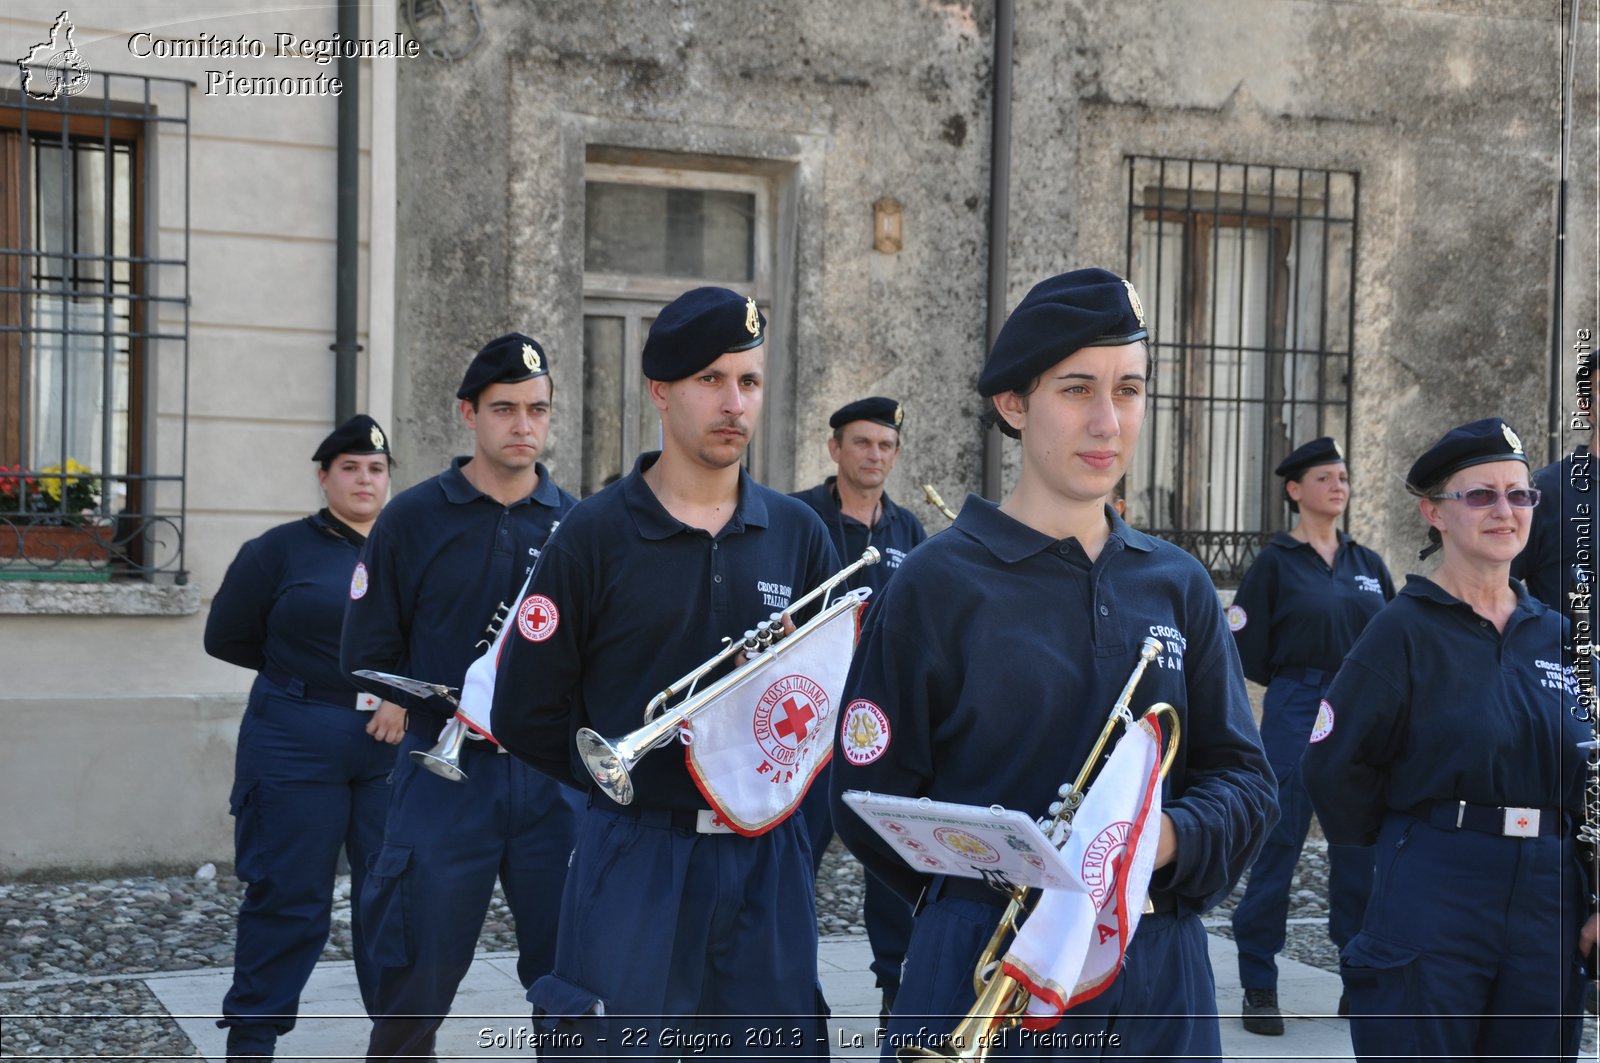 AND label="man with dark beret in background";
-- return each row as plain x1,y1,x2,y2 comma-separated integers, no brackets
491,286,840,1058
343,333,580,1061
830,268,1276,1058
791,395,926,1026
